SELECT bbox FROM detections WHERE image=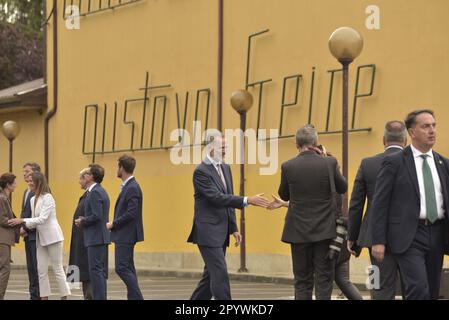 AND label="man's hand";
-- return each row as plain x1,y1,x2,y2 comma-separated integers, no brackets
308,146,324,156
106,222,113,230
347,240,356,255
247,194,270,208
233,232,242,247
19,227,27,237
8,218,24,227
74,216,84,228
371,244,385,263
267,195,288,210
